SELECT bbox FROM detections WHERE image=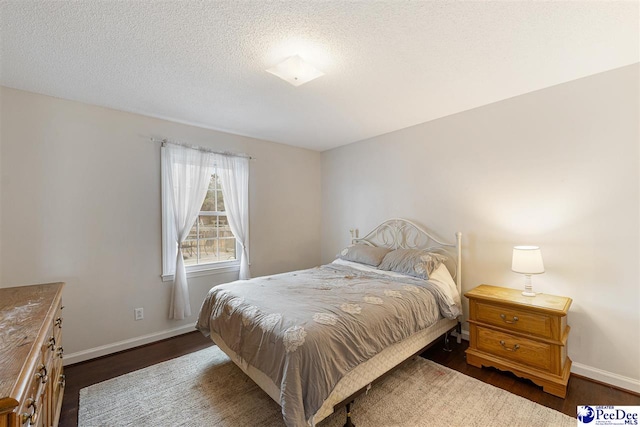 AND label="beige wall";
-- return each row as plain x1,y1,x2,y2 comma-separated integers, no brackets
0,87,322,360
321,64,640,391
